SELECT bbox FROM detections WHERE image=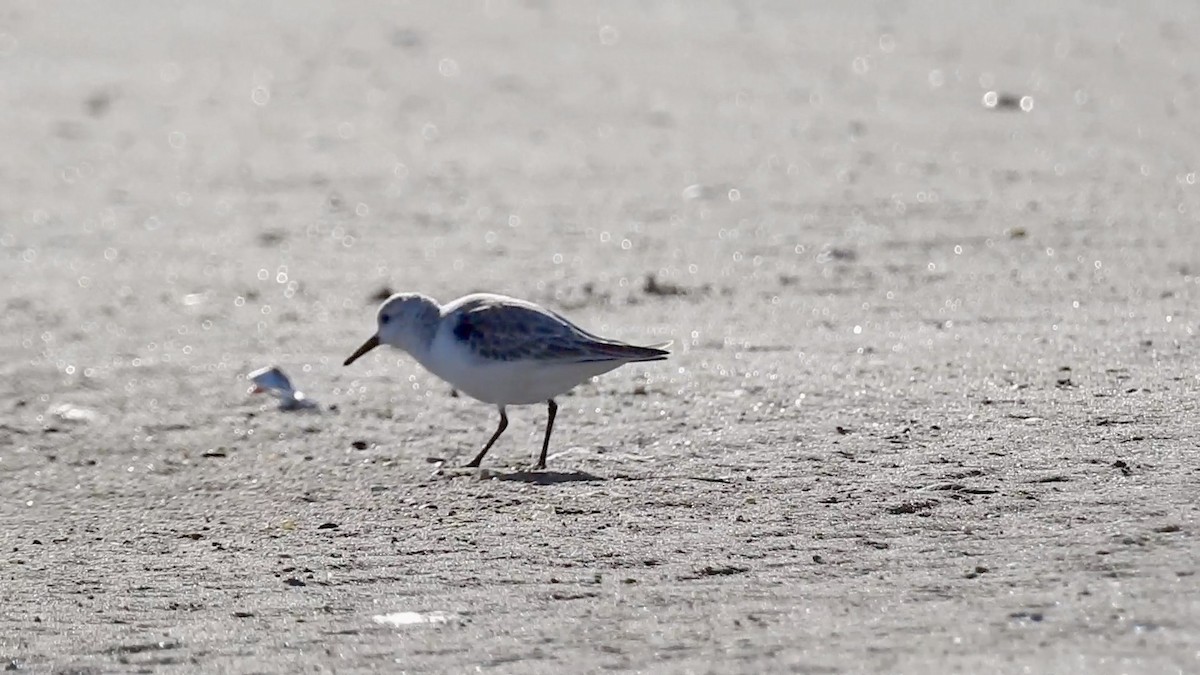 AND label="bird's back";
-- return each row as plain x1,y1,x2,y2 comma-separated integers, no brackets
440,293,667,364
